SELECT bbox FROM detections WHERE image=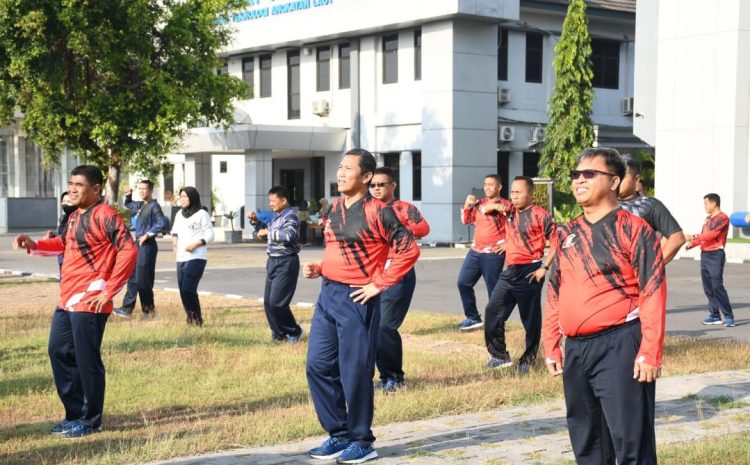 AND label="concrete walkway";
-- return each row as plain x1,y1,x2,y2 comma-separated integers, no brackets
149,369,750,465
